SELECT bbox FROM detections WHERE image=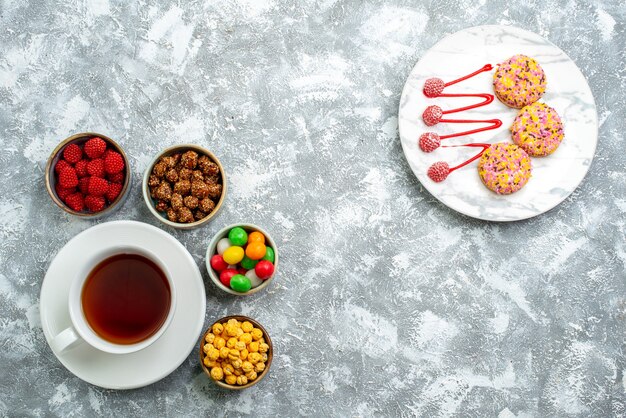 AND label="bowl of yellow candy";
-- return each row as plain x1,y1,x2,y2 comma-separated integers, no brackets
199,315,273,389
